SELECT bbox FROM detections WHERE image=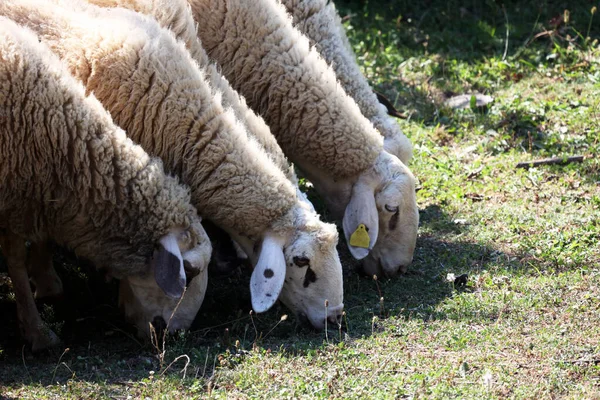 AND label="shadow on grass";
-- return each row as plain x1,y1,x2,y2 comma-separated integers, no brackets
0,202,517,387
0,198,577,387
